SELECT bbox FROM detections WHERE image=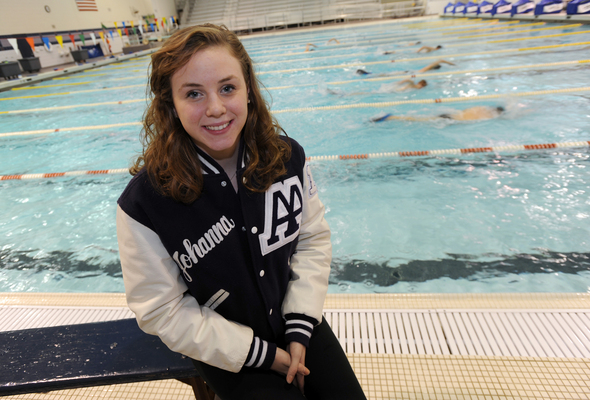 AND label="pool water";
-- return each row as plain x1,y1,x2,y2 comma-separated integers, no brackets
1,17,590,293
